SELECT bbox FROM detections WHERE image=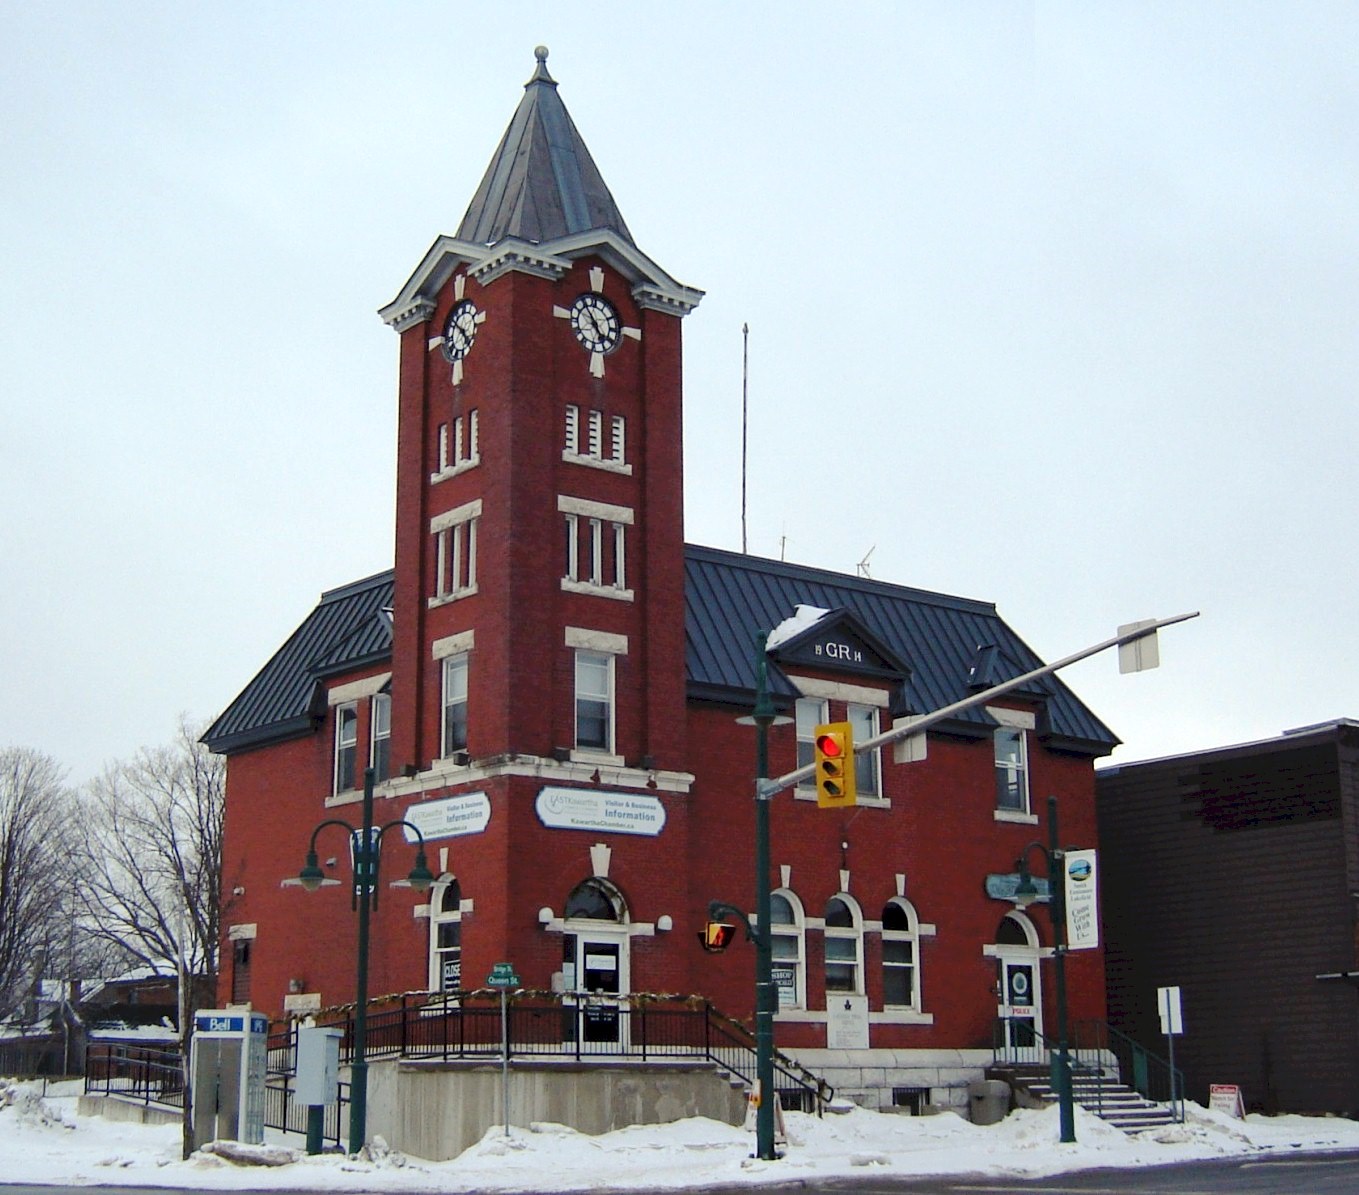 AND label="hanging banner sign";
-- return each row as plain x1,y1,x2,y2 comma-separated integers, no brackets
535,787,667,837
401,792,491,842
1064,849,1099,950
